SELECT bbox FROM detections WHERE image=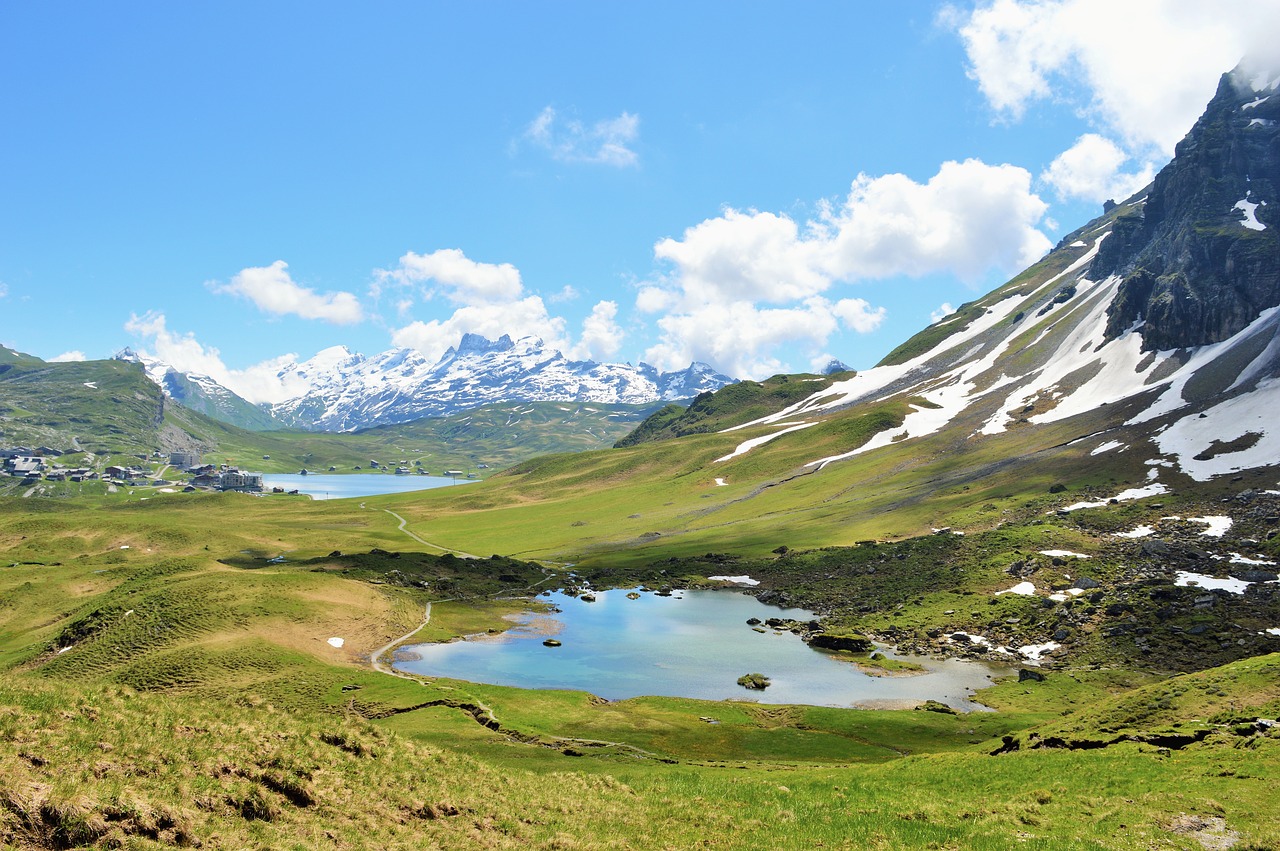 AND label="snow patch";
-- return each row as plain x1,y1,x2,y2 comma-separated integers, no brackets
1153,372,1280,480
715,421,817,463
708,575,760,586
1061,482,1168,511
1235,198,1266,230
1039,550,1090,559
1090,440,1125,456
1115,525,1155,539
1017,642,1060,662
83,382,97,389
1175,571,1254,594
995,581,1036,596
713,478,728,487
1243,95,1271,109
327,637,345,648
1187,516,1232,538
1229,552,1277,566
